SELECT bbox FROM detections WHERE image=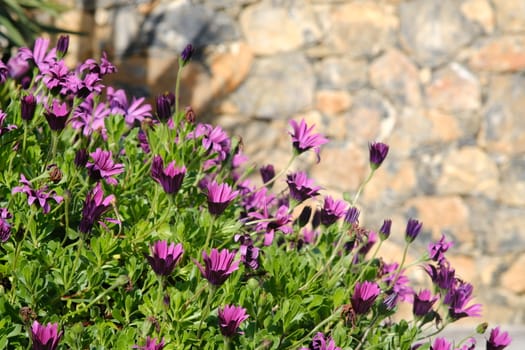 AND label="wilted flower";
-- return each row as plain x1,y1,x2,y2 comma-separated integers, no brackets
206,181,239,216
79,182,115,234
413,289,439,317
150,155,186,195
428,234,454,262
44,99,69,131
405,218,423,243
21,94,37,121
146,240,184,276
487,327,512,350
30,320,63,350
369,142,389,170
289,119,328,162
286,172,321,202
320,196,347,226
194,248,240,286
218,305,249,337
86,148,125,185
351,281,381,315
0,207,12,243
12,174,63,214
300,332,341,350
